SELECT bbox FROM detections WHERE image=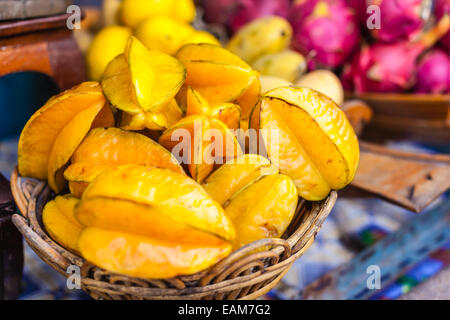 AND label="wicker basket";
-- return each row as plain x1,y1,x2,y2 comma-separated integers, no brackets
10,168,337,300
